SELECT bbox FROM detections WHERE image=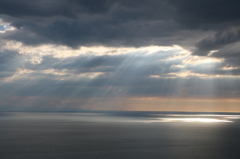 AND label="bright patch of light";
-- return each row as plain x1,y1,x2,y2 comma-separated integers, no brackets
222,66,240,70
2,41,185,59
183,55,223,64
2,68,105,82
164,114,240,117
208,50,219,56
158,70,240,79
3,69,34,82
171,65,185,68
226,117,240,119
149,118,232,123
168,70,207,78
